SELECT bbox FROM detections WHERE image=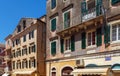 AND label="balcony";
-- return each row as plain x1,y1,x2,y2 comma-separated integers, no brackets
82,5,103,22
57,5,104,35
